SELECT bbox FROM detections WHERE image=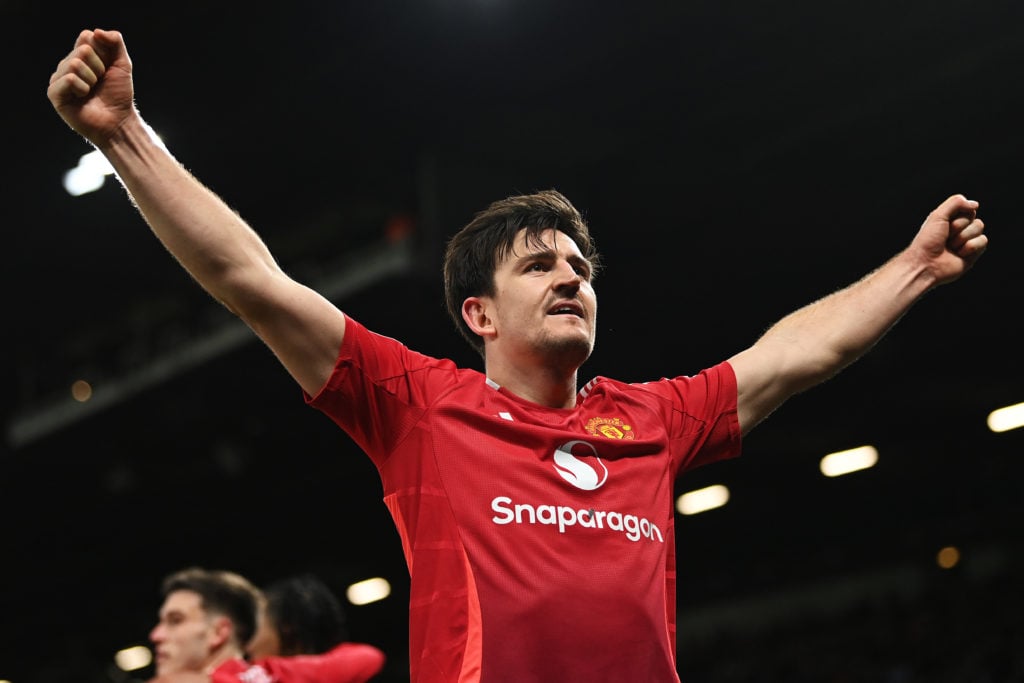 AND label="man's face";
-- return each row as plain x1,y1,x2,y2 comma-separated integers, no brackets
484,228,597,368
149,589,221,675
